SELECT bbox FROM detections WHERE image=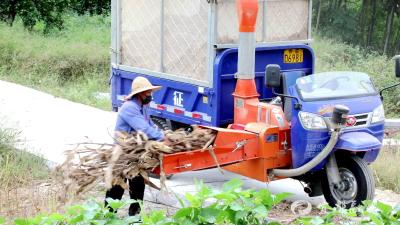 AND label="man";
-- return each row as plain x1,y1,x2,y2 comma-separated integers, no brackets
105,76,164,216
